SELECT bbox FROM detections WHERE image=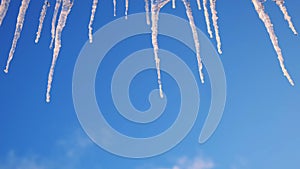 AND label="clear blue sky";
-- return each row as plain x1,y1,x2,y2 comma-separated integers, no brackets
0,0,300,169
